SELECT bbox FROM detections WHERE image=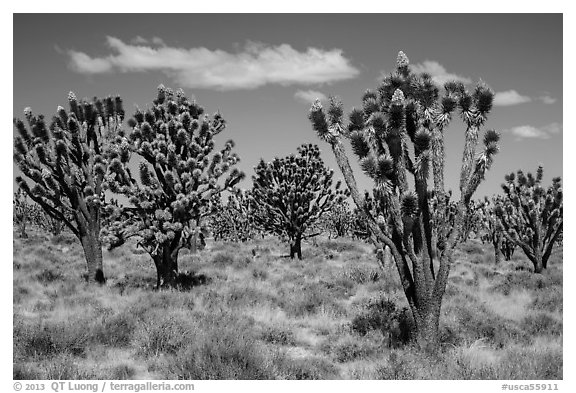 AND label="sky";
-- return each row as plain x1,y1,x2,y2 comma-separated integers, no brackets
12,13,563,199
